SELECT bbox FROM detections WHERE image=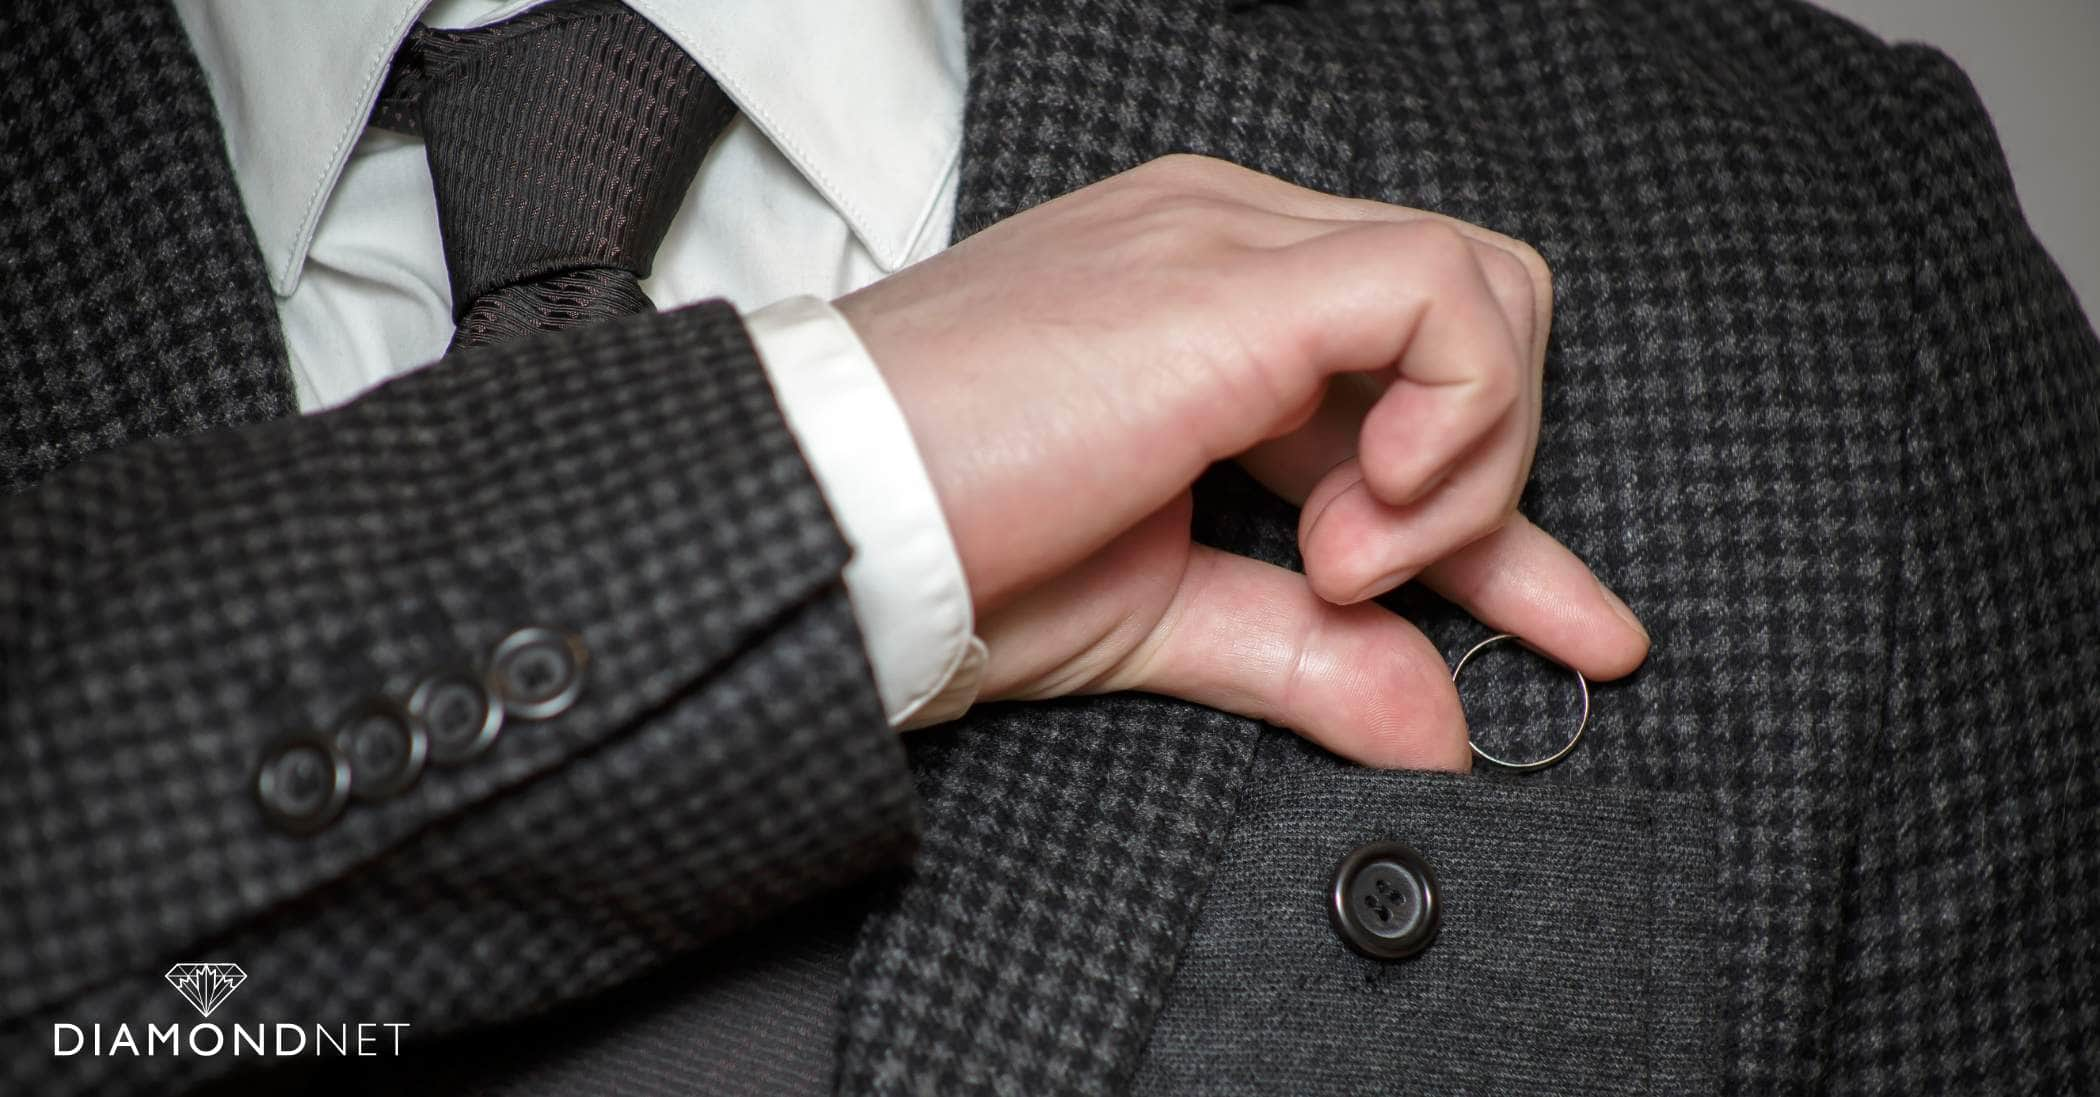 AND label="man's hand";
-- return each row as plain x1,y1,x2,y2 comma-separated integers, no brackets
836,155,1647,770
